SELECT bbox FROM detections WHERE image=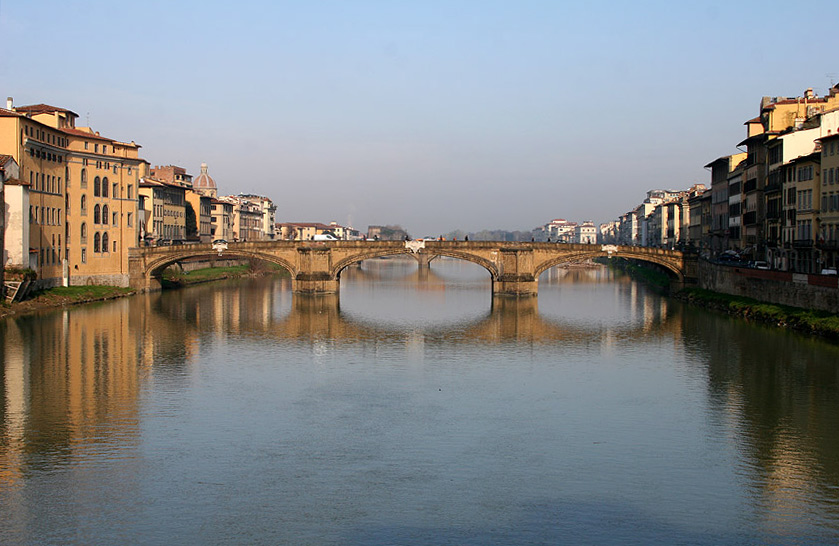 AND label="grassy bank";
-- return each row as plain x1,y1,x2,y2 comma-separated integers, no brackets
676,287,839,339
161,262,288,288
1,285,136,318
